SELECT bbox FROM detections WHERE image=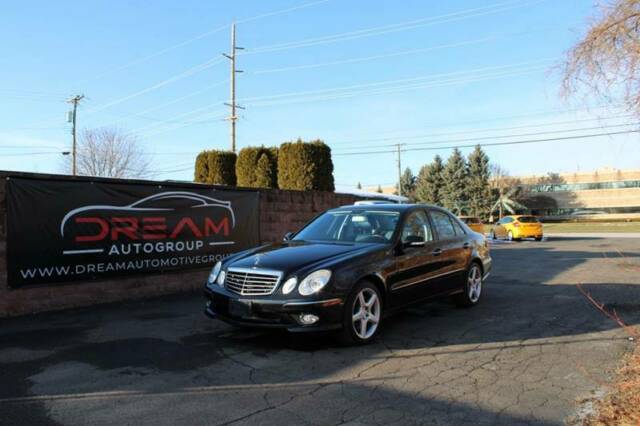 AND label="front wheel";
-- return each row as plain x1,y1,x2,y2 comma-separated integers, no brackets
339,281,382,345
455,263,483,307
